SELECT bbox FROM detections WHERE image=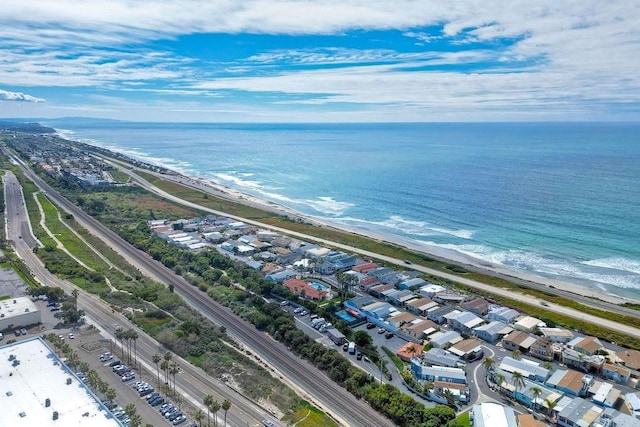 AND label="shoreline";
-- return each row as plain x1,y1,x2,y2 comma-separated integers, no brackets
152,169,633,306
